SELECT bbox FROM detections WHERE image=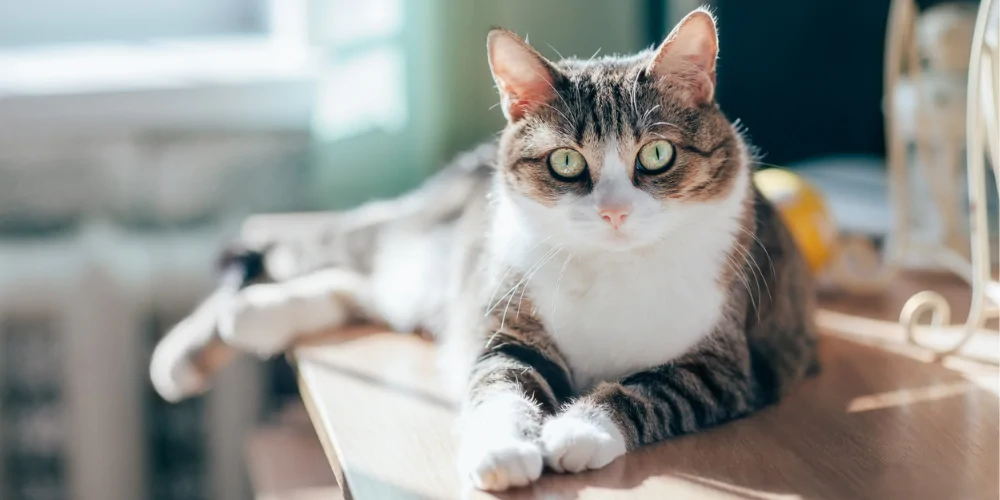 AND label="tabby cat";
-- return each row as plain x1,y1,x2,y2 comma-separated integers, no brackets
150,8,818,491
